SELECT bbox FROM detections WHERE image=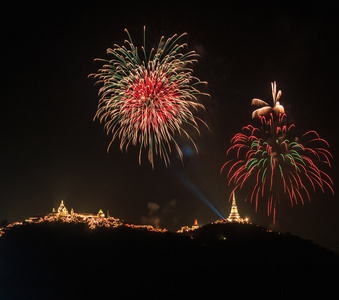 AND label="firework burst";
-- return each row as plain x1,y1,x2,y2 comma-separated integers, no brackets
90,27,208,167
222,83,333,222
251,81,285,119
